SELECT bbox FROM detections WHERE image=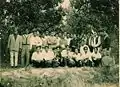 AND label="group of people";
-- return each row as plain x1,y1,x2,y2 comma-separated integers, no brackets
7,26,112,68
